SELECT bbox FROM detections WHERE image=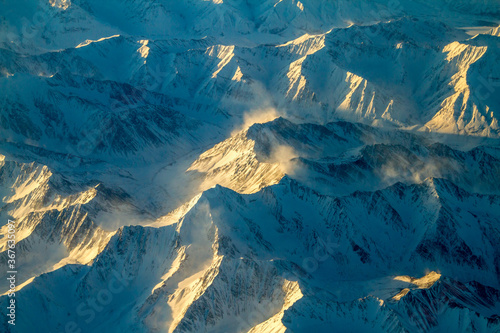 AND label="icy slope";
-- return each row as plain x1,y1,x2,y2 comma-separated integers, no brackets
0,155,152,292
3,176,499,332
2,9,500,139
1,0,500,332
2,0,499,52
277,18,500,136
188,118,500,197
